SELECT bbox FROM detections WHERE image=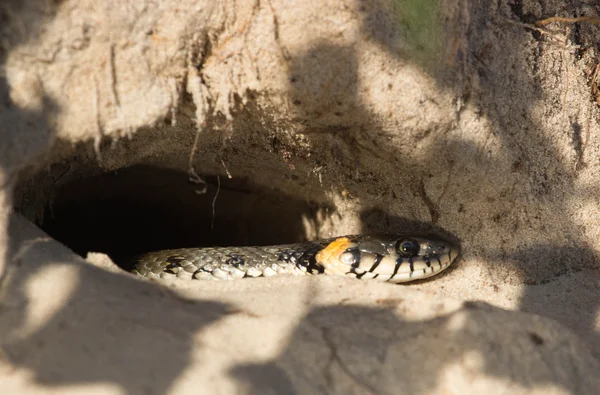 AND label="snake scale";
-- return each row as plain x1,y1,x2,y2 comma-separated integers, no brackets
131,234,459,283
